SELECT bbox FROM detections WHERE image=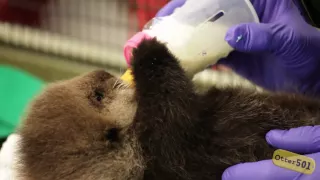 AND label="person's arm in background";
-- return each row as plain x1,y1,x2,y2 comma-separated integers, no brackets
157,0,320,179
